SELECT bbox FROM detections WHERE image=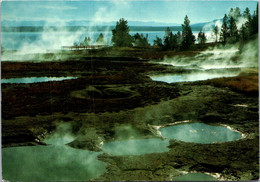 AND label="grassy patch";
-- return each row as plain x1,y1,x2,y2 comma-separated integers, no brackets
208,73,258,95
